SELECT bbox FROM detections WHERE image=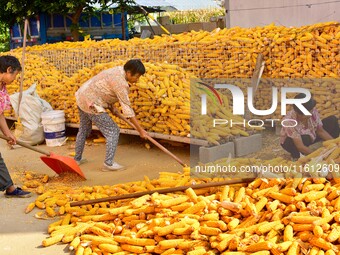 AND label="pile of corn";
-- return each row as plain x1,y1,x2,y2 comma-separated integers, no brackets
3,22,339,133
2,53,255,142
254,79,340,120
335,82,340,116
9,22,340,80
59,60,193,137
1,56,194,137
64,61,192,136
222,78,340,120
190,81,261,145
59,60,256,141
25,137,340,255
19,170,84,198
21,171,50,195
1,52,69,117
0,59,245,144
